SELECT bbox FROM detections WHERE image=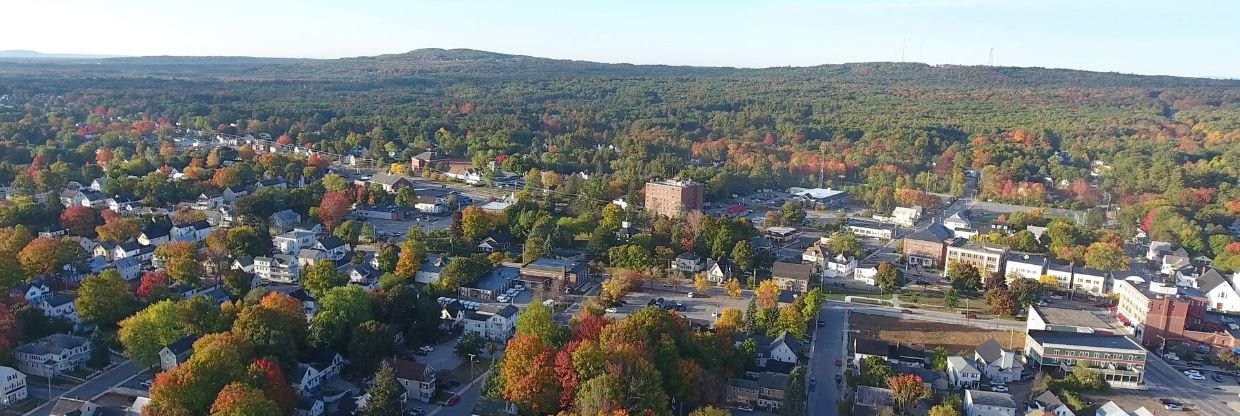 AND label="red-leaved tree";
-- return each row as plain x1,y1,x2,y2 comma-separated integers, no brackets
318,191,351,231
